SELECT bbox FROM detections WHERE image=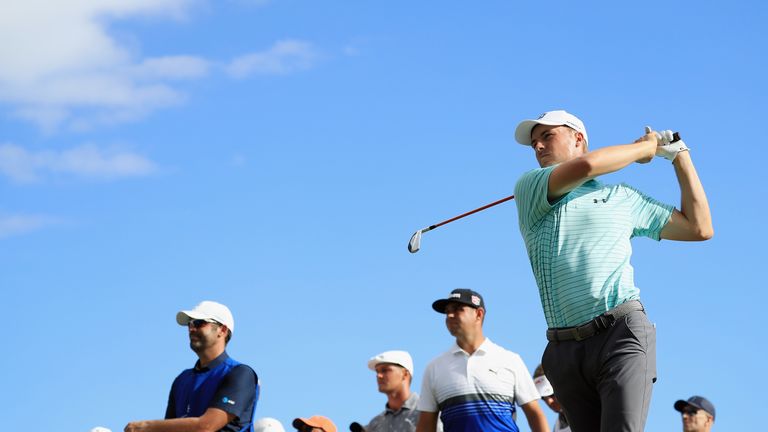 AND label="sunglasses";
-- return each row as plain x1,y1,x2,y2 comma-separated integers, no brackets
187,319,220,329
